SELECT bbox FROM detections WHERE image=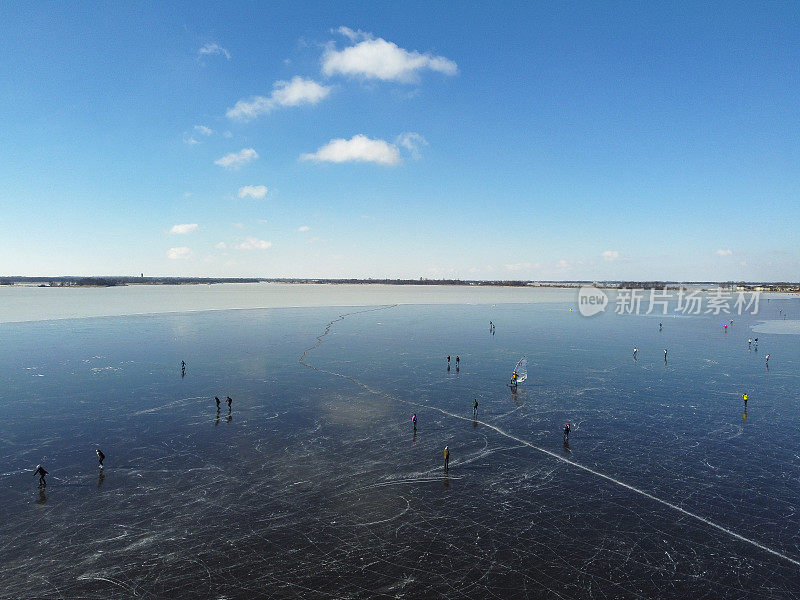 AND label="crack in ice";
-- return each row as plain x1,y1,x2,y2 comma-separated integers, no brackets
300,305,800,570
